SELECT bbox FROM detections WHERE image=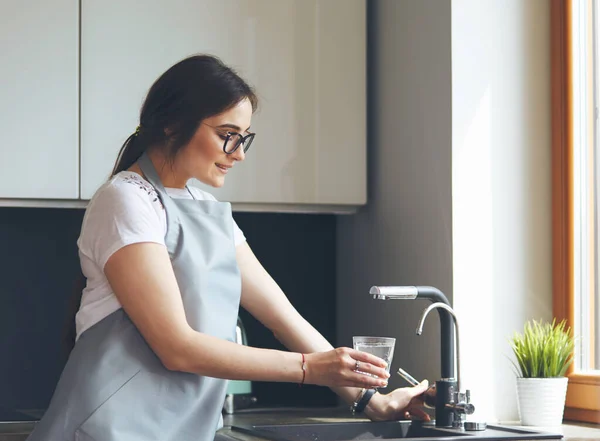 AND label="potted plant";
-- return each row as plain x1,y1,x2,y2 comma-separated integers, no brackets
509,319,575,427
